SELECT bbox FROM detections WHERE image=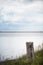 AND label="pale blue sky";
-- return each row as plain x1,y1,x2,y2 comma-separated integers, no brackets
0,0,43,31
